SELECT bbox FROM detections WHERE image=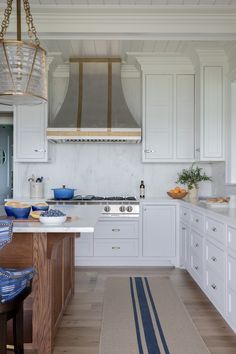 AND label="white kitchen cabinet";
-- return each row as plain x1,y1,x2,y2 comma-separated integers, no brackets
142,204,176,258
143,74,195,162
75,233,93,260
201,66,224,161
195,61,225,162
14,104,48,162
176,75,195,160
179,221,190,269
